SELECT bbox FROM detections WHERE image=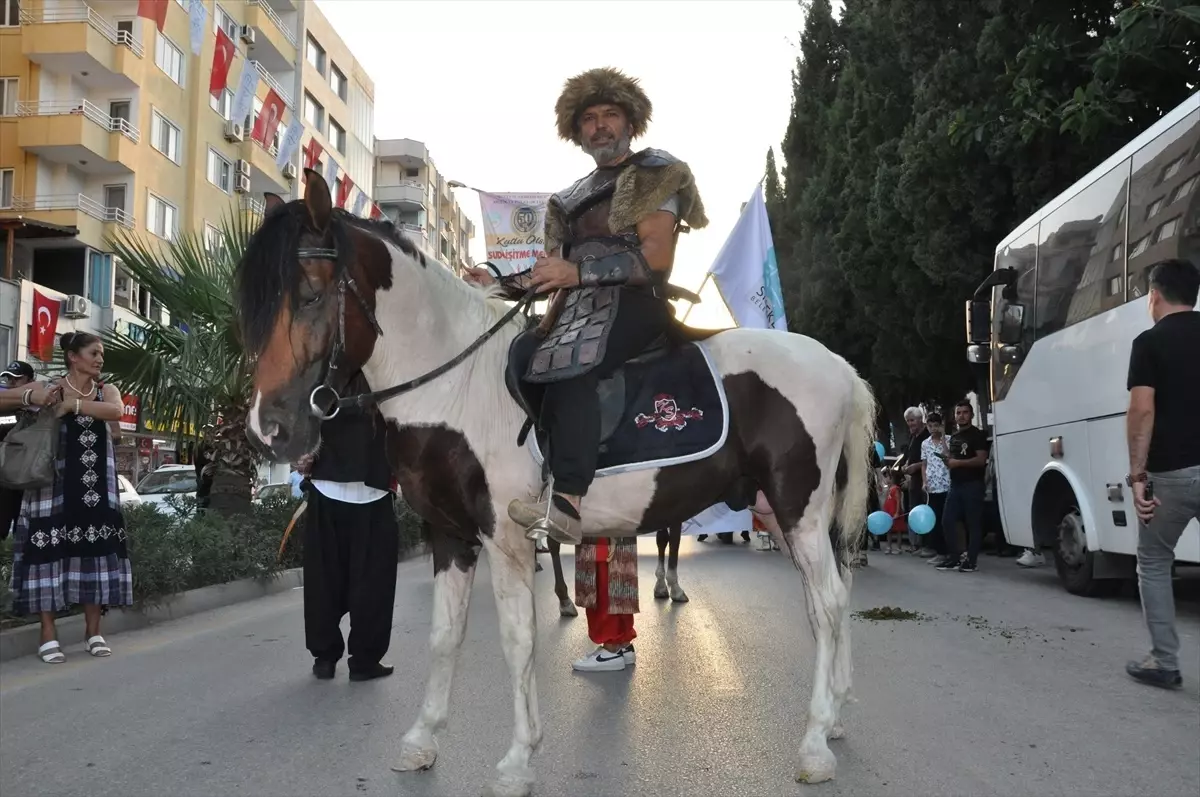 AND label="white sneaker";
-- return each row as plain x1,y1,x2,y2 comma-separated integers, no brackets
620,644,636,666
572,646,627,672
1016,550,1045,568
